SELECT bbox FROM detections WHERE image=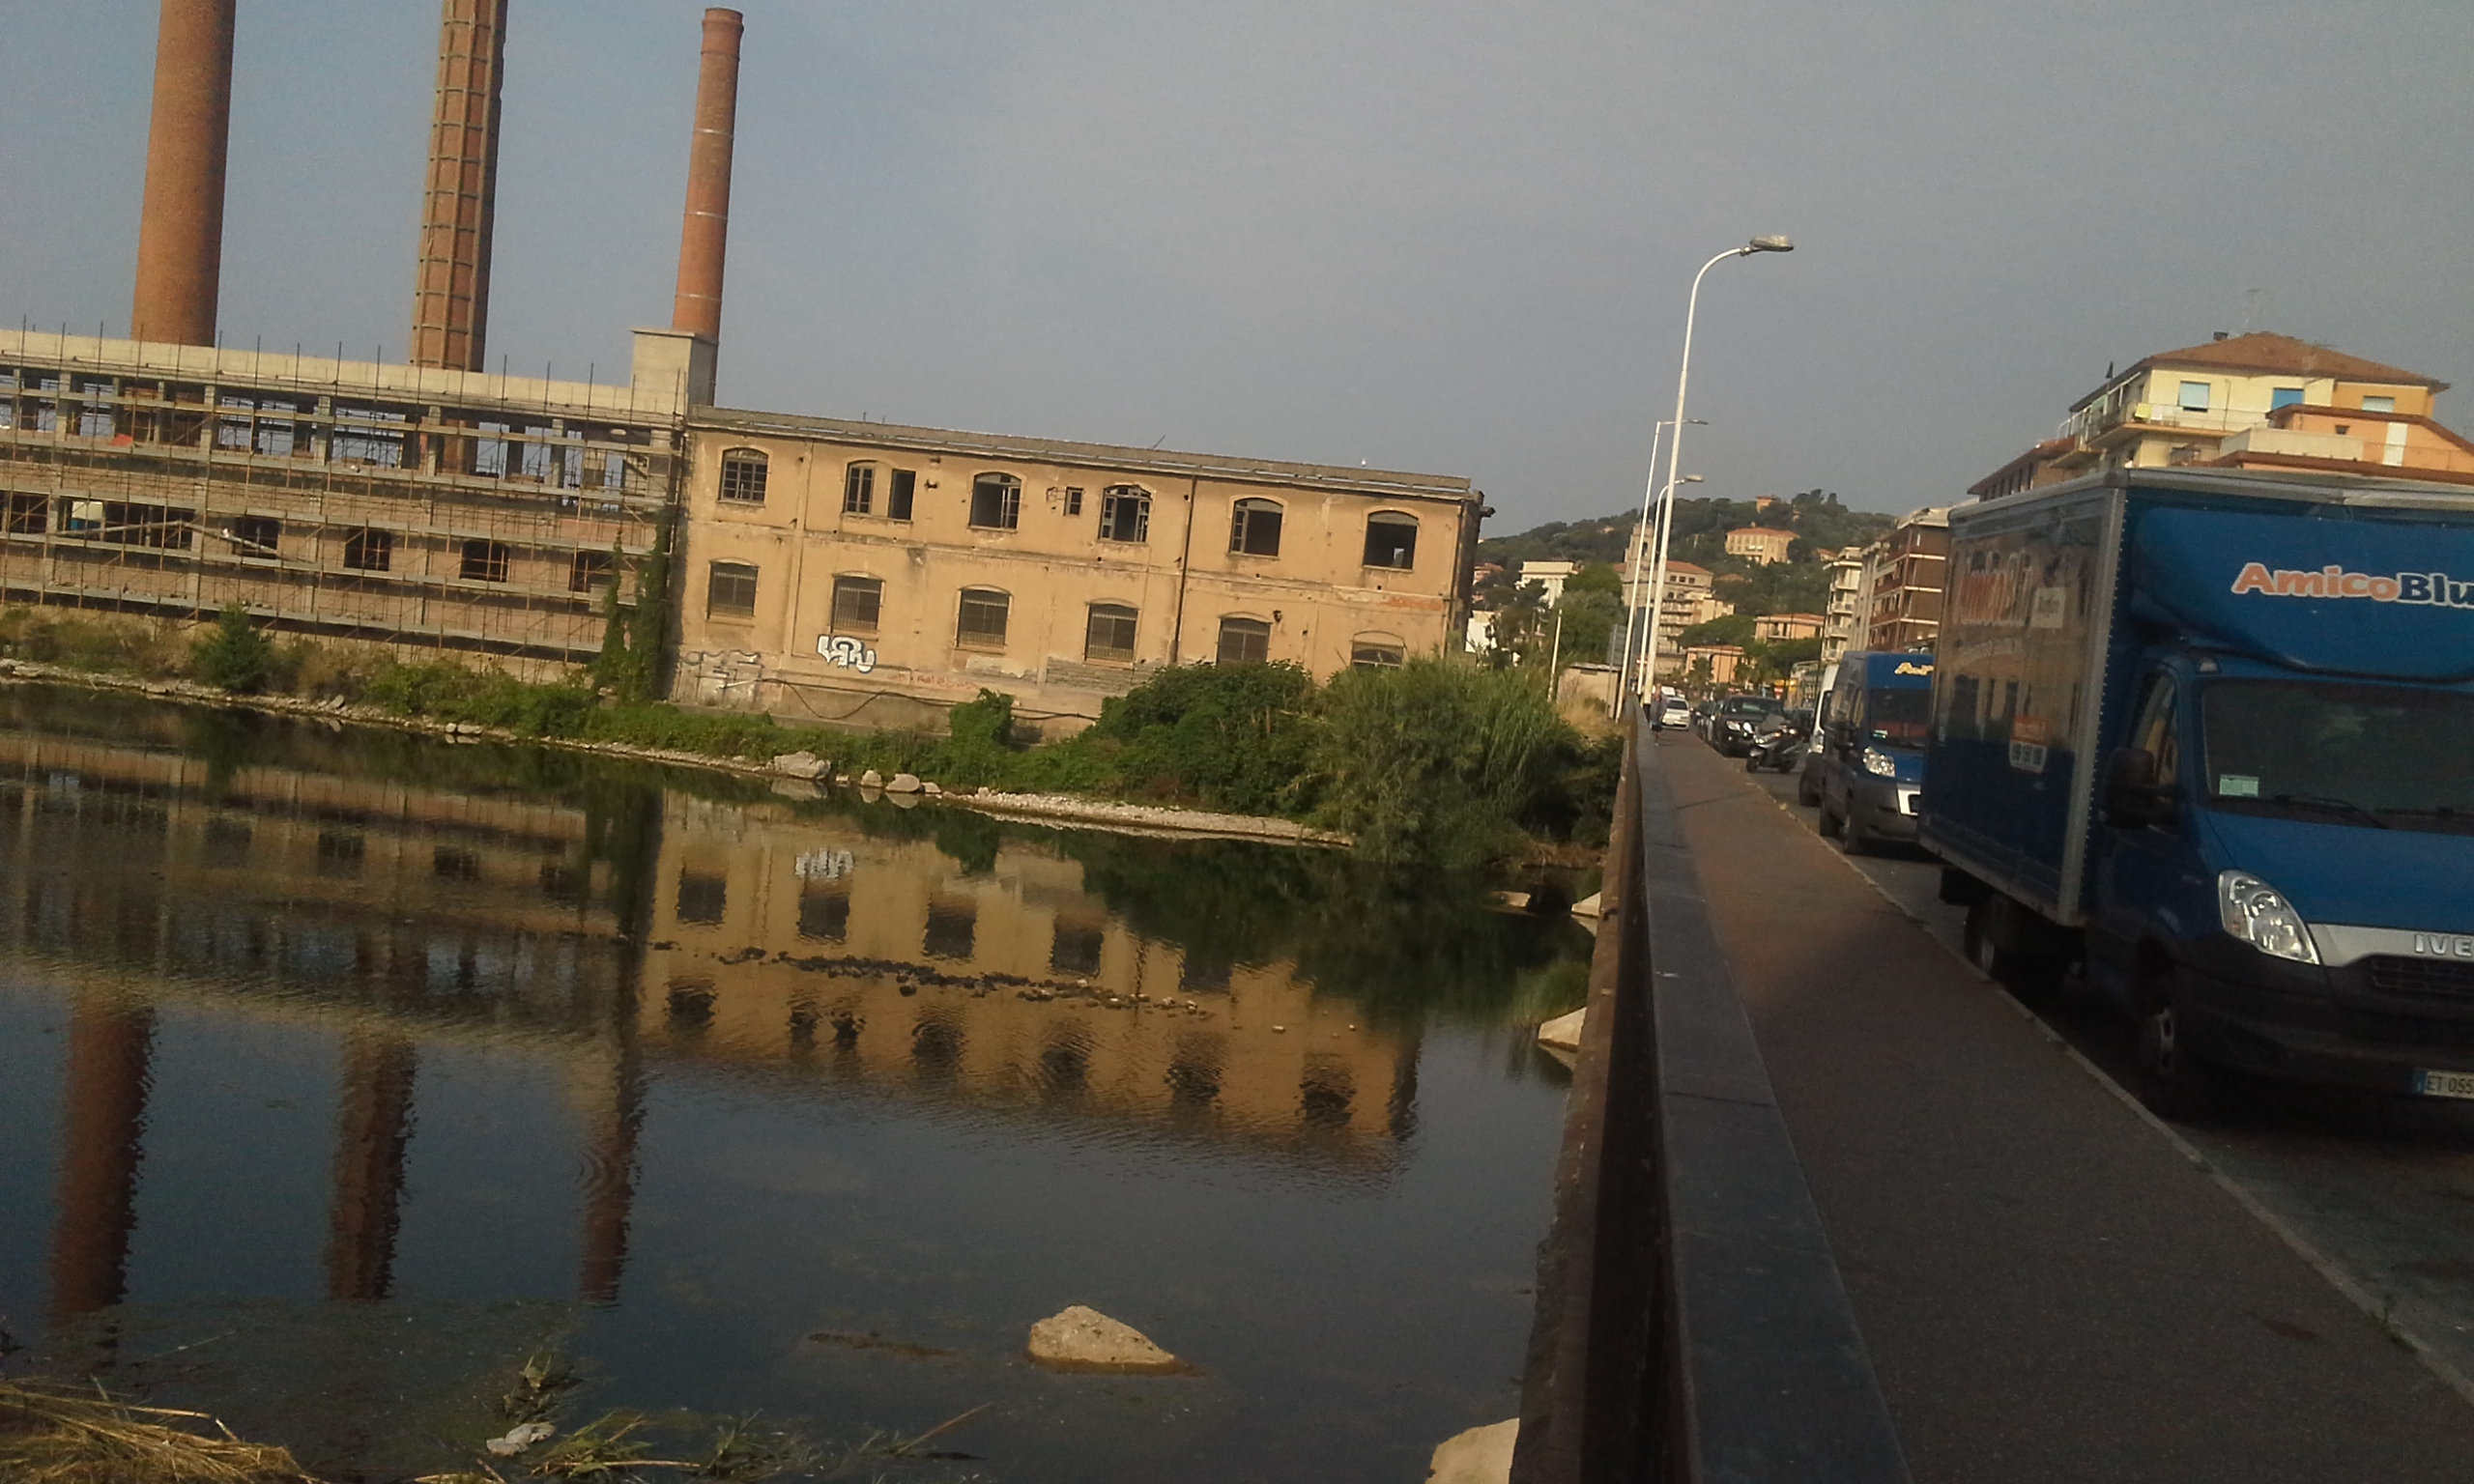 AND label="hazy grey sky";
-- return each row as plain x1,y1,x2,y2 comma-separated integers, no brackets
4,1,2469,523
